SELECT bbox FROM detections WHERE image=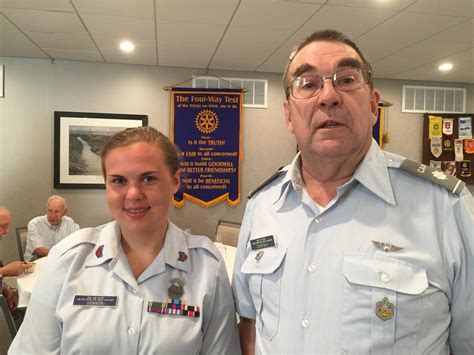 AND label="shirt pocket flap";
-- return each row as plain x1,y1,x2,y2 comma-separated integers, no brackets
343,253,428,295
241,248,287,275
